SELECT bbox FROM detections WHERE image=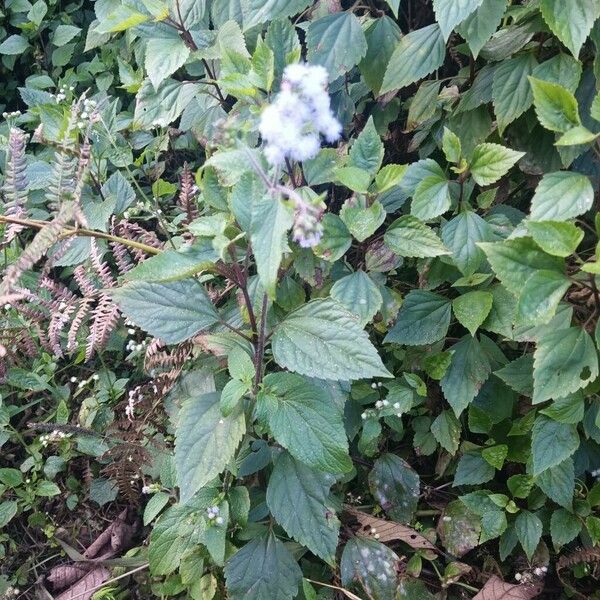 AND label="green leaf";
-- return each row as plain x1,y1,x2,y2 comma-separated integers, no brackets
532,53,582,94
433,0,484,41
384,290,451,345
529,77,582,132
529,171,594,221
359,16,403,95
442,127,462,163
492,53,537,134
527,221,584,257
452,291,493,336
250,195,293,299
335,166,372,193
340,538,400,599
97,5,150,32
0,501,18,528
225,532,302,600
479,237,564,295
431,410,461,454
314,214,352,261
407,80,441,130
35,481,61,496
411,175,451,221
111,280,219,344
515,511,543,560
540,392,585,424
516,270,571,326
266,452,339,563
143,492,171,525
306,12,367,81
454,452,495,485
550,508,582,547
340,201,386,242
540,0,600,57
369,453,420,522
456,0,508,58
482,445,508,470
470,143,525,186
0,468,23,487
145,37,190,89
380,24,446,95
441,335,492,416
272,299,391,380
438,500,481,556
52,24,81,46
134,78,200,128
175,392,245,503
533,326,599,404
259,373,351,473
242,0,311,30
384,215,450,258
537,458,575,510
350,117,384,175
0,35,29,55
442,211,494,276
556,125,599,146
531,416,580,476
330,271,383,326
